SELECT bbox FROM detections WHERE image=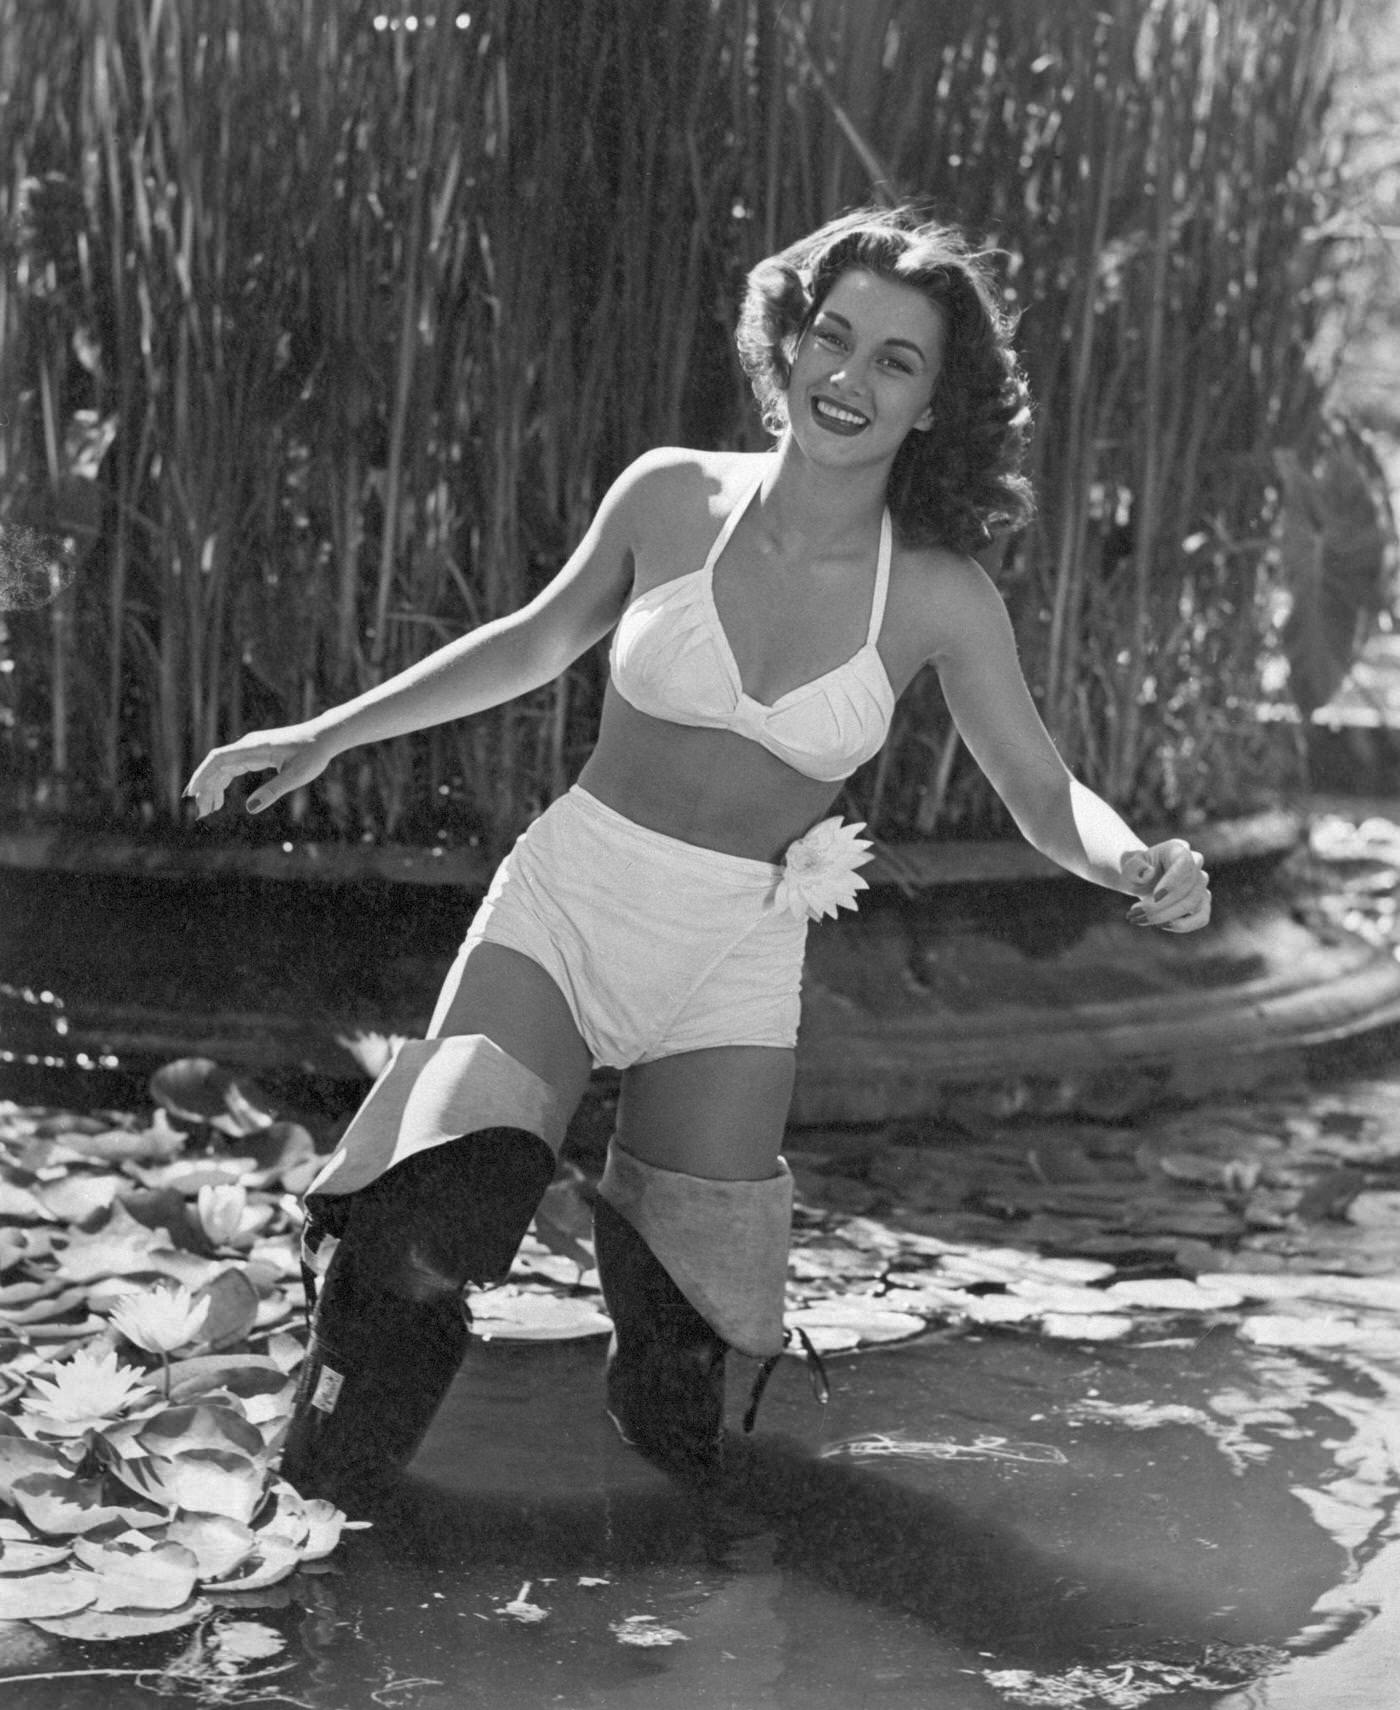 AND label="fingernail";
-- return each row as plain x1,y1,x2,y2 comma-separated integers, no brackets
247,797,262,814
